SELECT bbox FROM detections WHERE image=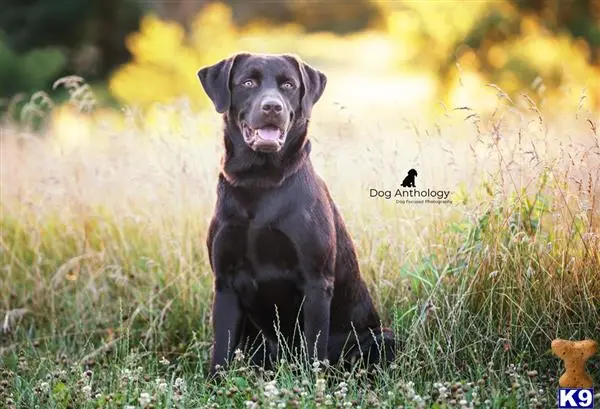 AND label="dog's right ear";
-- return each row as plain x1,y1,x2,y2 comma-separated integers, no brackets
197,54,244,113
